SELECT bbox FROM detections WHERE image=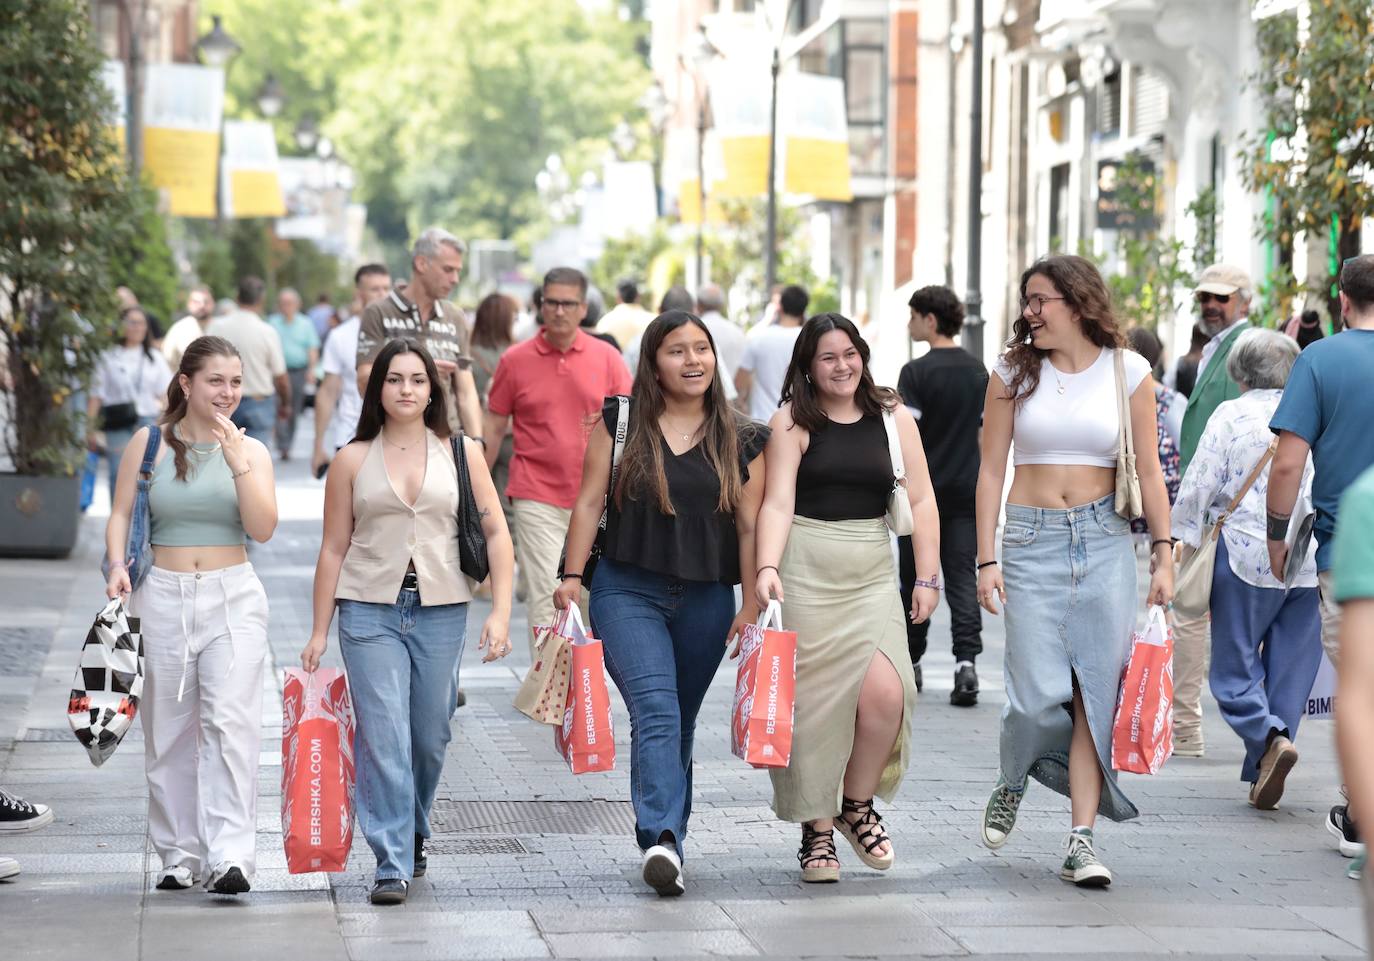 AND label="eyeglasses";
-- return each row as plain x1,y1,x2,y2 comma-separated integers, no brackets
1196,292,1231,305
1020,294,1065,316
543,298,582,313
